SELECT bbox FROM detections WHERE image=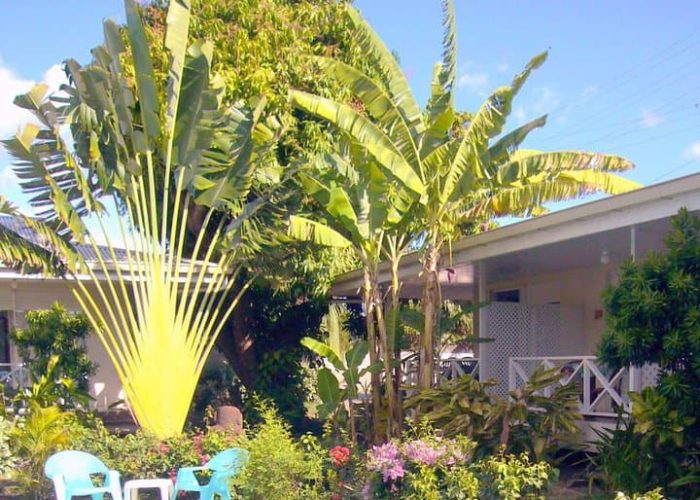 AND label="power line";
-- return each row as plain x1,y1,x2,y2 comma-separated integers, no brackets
652,158,698,182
